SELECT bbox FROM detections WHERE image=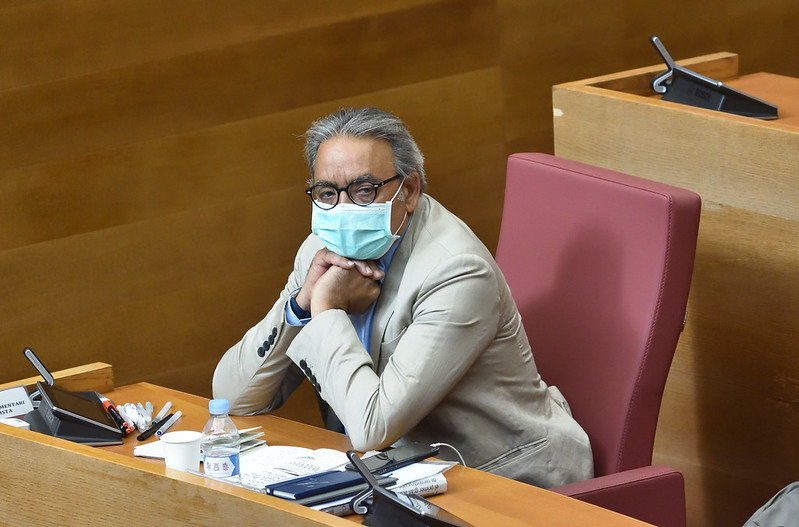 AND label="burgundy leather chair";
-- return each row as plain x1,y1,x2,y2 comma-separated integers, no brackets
495,154,701,527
